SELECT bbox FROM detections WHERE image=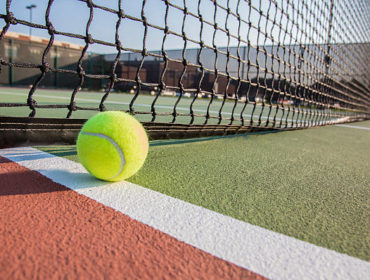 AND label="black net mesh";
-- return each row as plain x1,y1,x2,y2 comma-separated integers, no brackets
0,0,369,143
